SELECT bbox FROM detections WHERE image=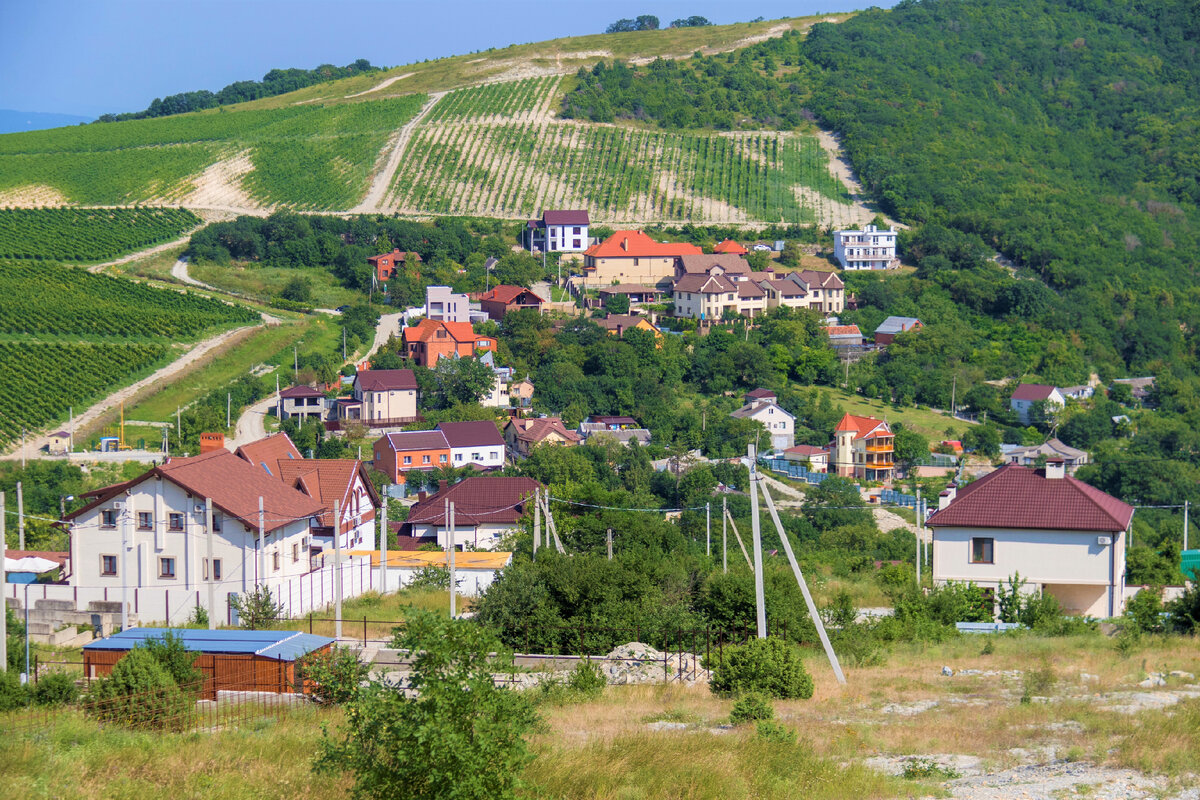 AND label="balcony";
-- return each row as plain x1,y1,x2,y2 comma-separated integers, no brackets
864,445,893,453
867,460,894,469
